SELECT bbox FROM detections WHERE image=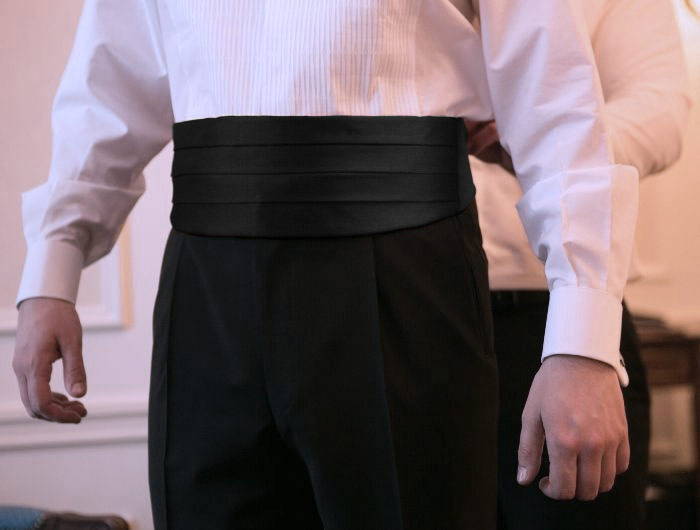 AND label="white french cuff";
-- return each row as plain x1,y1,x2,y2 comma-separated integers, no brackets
541,285,629,387
15,239,85,310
